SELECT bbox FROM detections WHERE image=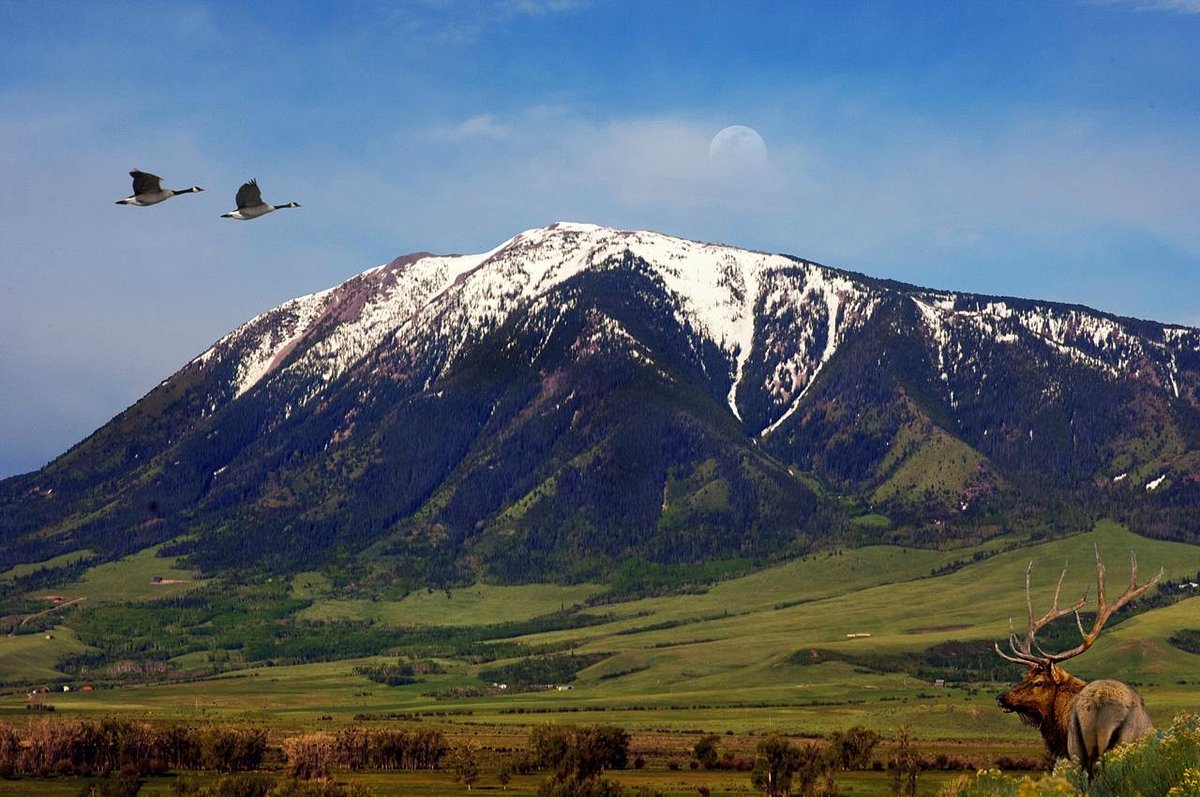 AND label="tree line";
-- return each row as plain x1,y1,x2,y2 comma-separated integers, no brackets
0,720,447,779
0,720,267,778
